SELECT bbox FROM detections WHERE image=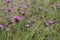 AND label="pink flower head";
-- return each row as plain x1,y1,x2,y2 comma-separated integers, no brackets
20,11,26,15
0,24,3,28
8,7,12,12
56,3,60,9
44,22,49,27
26,23,30,28
45,9,49,13
48,20,53,25
38,6,42,10
6,0,10,3
11,16,22,23
50,3,55,8
57,3,60,7
6,27,9,31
